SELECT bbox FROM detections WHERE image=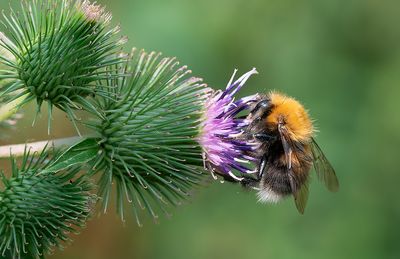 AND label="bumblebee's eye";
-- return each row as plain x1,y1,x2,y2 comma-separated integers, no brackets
251,99,271,114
